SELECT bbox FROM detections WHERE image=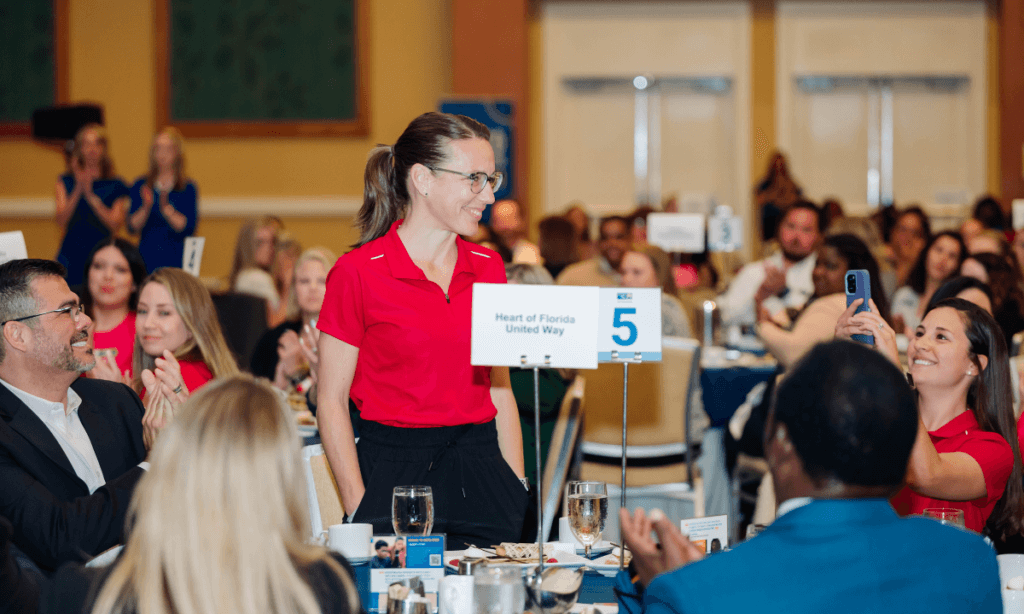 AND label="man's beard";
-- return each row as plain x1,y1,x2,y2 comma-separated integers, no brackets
781,248,812,263
46,331,95,374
